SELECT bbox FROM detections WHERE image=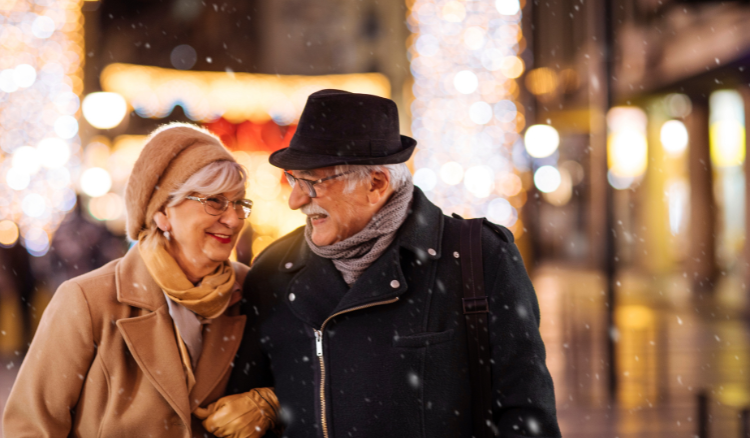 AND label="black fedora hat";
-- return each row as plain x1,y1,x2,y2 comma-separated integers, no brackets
269,89,417,170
